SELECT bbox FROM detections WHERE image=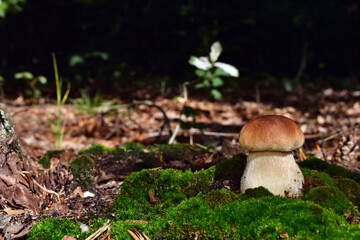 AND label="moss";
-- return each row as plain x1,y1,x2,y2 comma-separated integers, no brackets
122,142,145,154
303,186,358,217
78,143,213,171
70,154,95,190
26,218,87,240
299,157,360,183
301,168,337,193
244,186,274,198
29,163,360,240
337,178,360,209
145,195,360,239
204,189,242,208
148,144,208,163
78,144,114,156
214,154,247,190
111,167,215,220
37,150,65,169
